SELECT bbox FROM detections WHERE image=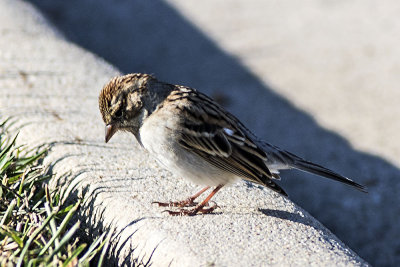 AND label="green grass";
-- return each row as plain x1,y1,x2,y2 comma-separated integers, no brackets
0,119,109,266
